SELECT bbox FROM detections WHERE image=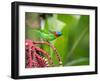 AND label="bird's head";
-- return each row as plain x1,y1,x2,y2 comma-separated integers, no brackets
54,31,62,37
